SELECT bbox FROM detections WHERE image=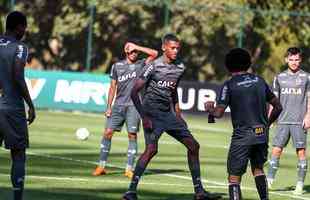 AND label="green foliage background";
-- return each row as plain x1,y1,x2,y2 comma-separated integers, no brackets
1,0,310,82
